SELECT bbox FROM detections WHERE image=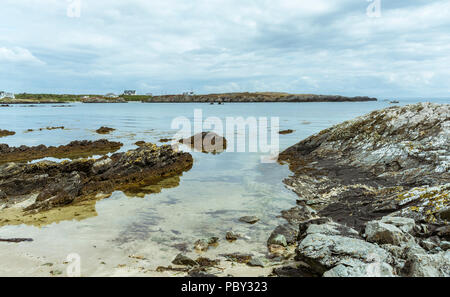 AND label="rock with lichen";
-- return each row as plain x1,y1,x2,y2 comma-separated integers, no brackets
279,103,449,230
277,103,450,277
